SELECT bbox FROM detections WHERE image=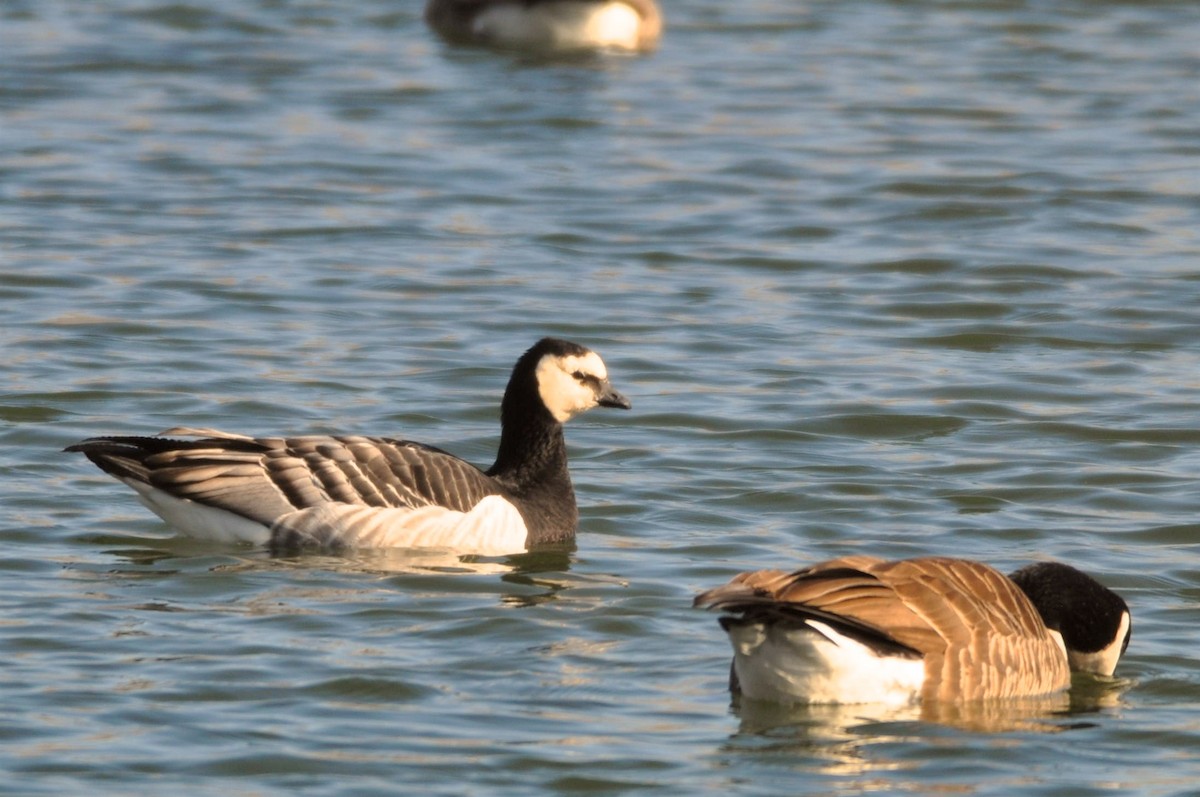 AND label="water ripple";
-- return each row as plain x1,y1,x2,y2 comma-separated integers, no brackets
5,0,1200,794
